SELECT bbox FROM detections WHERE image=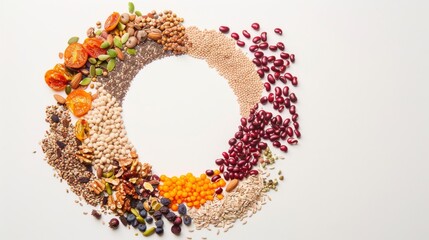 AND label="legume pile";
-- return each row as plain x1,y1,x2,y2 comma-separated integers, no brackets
41,2,300,238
